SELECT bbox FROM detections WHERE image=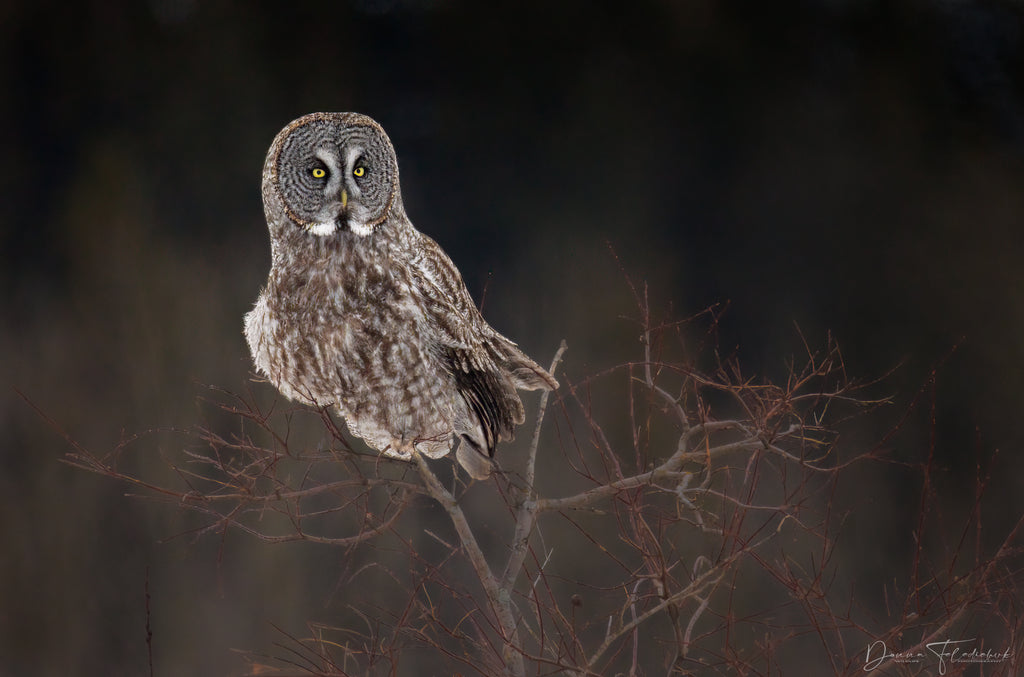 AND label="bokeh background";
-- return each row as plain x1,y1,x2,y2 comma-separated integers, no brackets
3,0,1024,674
